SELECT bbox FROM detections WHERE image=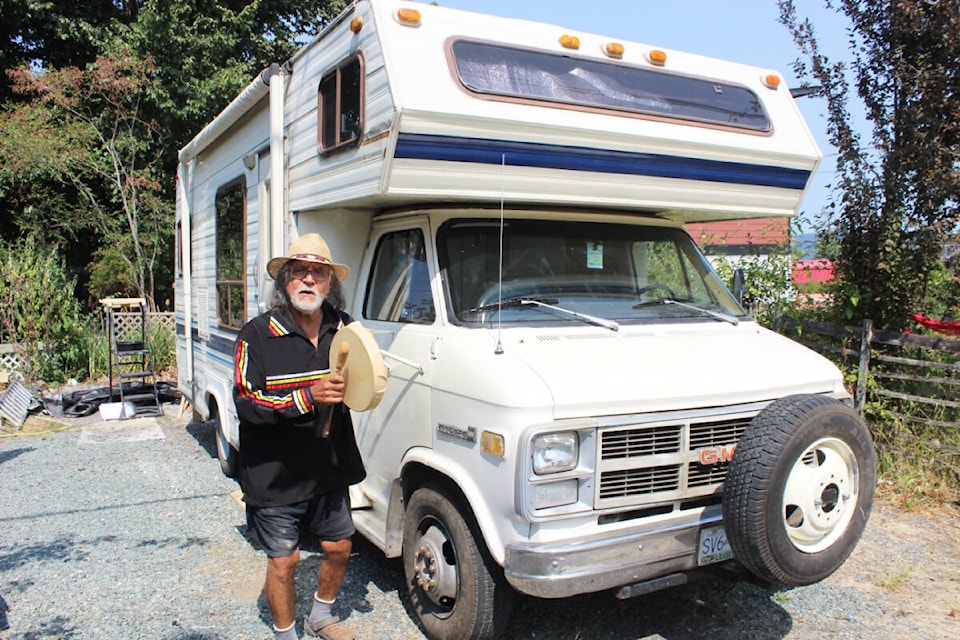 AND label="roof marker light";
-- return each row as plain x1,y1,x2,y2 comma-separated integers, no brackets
350,16,363,33
560,34,581,50
762,73,782,89
396,8,421,26
646,49,668,66
604,42,625,58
